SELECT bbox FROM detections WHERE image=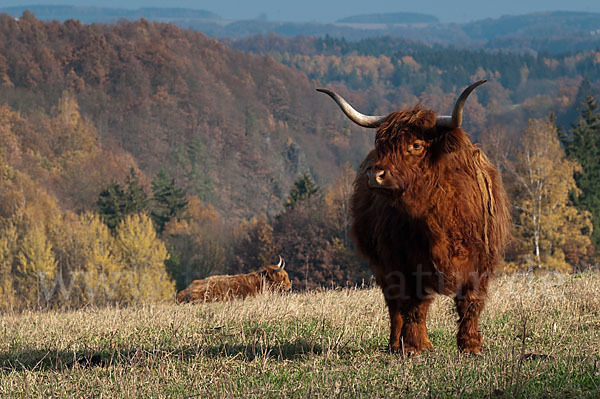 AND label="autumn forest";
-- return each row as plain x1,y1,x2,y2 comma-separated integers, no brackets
0,12,599,310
